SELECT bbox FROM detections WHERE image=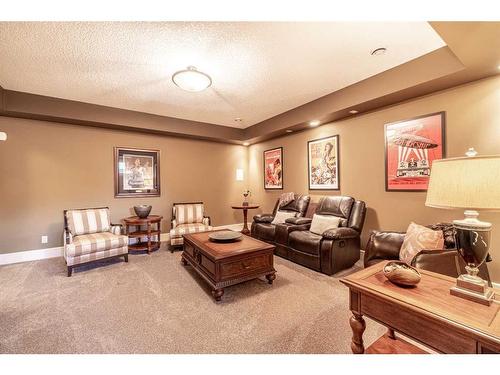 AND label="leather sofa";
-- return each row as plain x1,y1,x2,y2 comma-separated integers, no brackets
364,223,492,286
252,195,366,276
251,194,311,242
